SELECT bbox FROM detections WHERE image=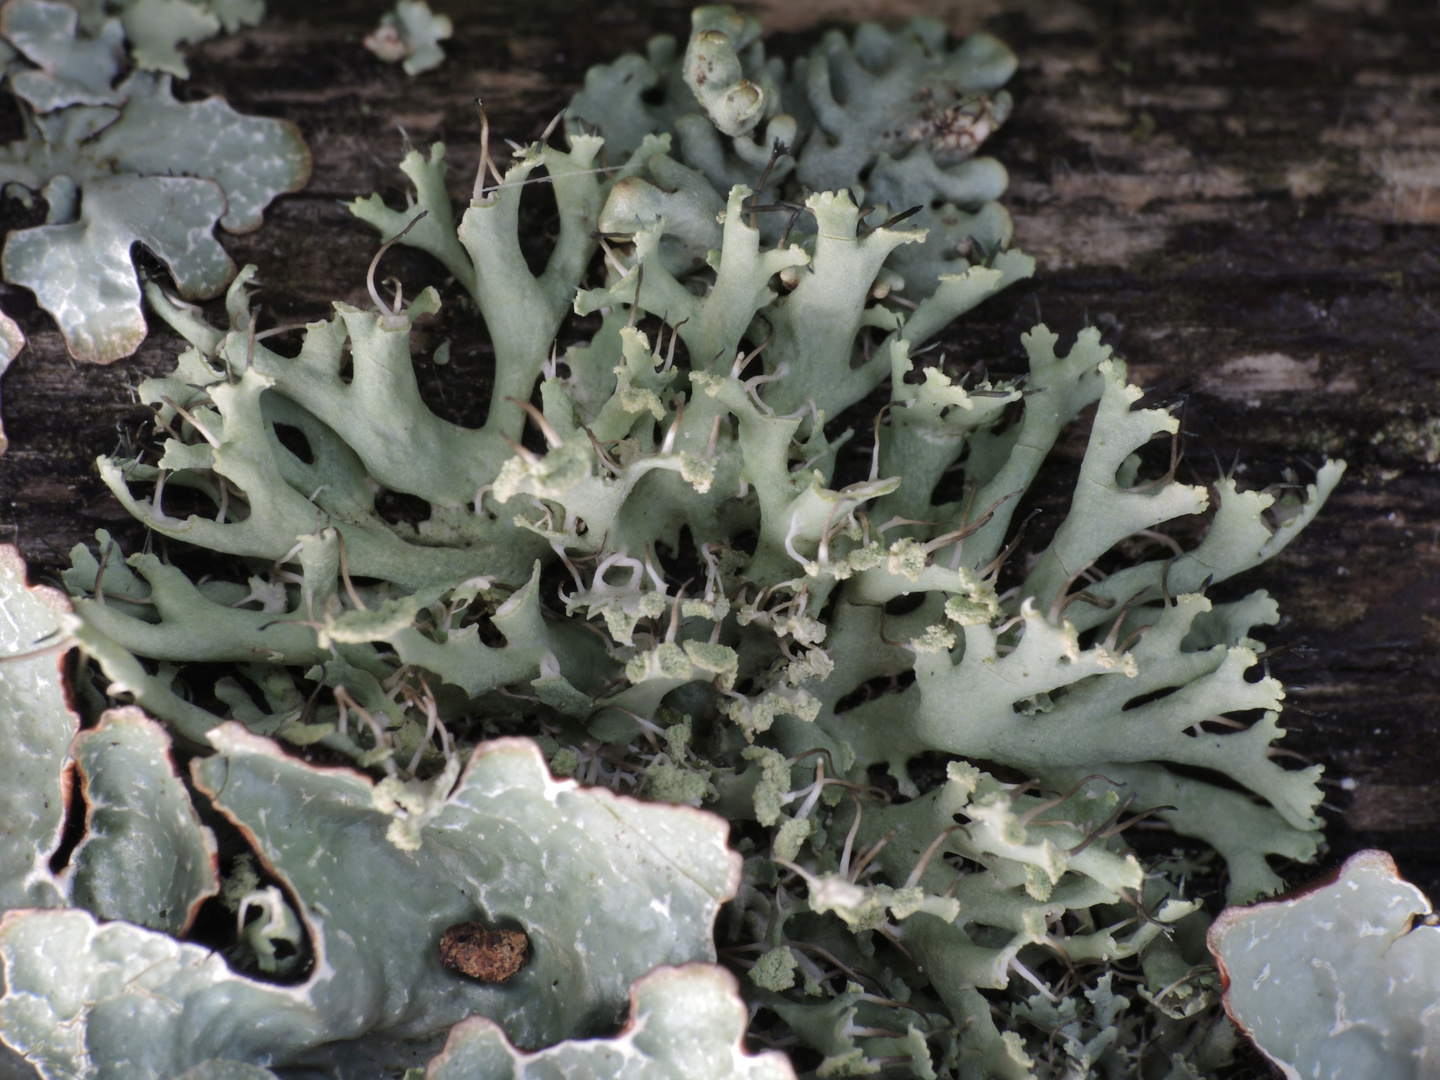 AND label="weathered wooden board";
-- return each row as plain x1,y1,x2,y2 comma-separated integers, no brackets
1,0,1436,899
